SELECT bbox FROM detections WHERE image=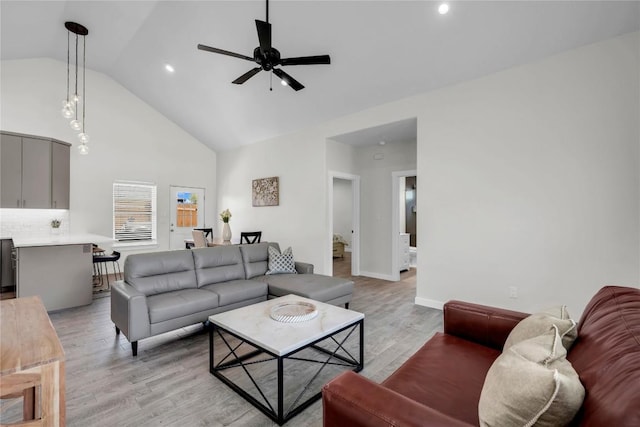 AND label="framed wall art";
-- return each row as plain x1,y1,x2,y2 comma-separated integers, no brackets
252,176,279,207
